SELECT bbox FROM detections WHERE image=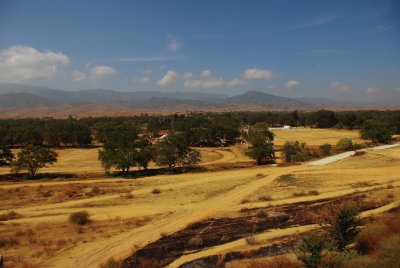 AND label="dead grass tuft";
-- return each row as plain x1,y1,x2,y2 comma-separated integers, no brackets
244,235,259,245
0,211,21,221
